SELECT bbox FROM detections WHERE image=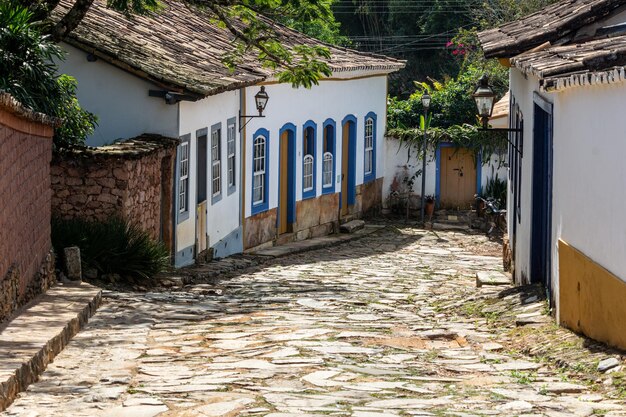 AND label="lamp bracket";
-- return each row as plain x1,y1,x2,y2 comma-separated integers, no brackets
239,111,265,132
